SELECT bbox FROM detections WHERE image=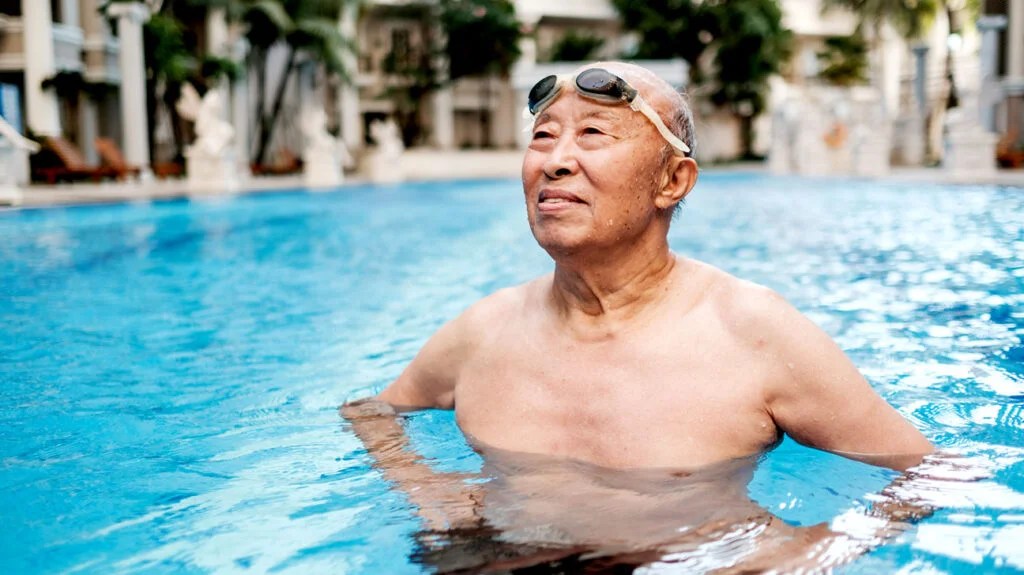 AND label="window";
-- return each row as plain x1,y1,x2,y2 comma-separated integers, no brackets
391,28,410,70
0,0,21,16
